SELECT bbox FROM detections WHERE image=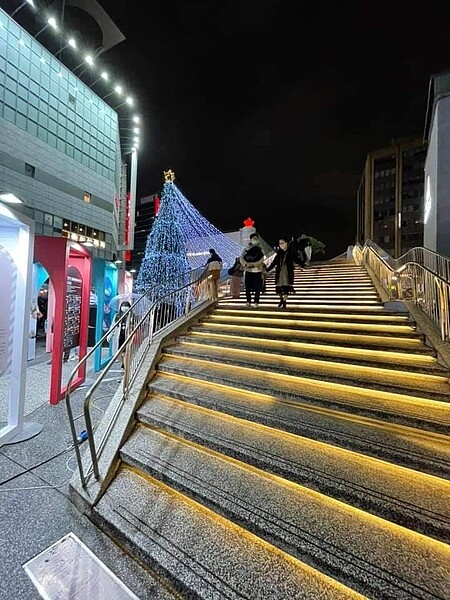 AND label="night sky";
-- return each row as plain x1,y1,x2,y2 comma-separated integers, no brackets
9,1,450,257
